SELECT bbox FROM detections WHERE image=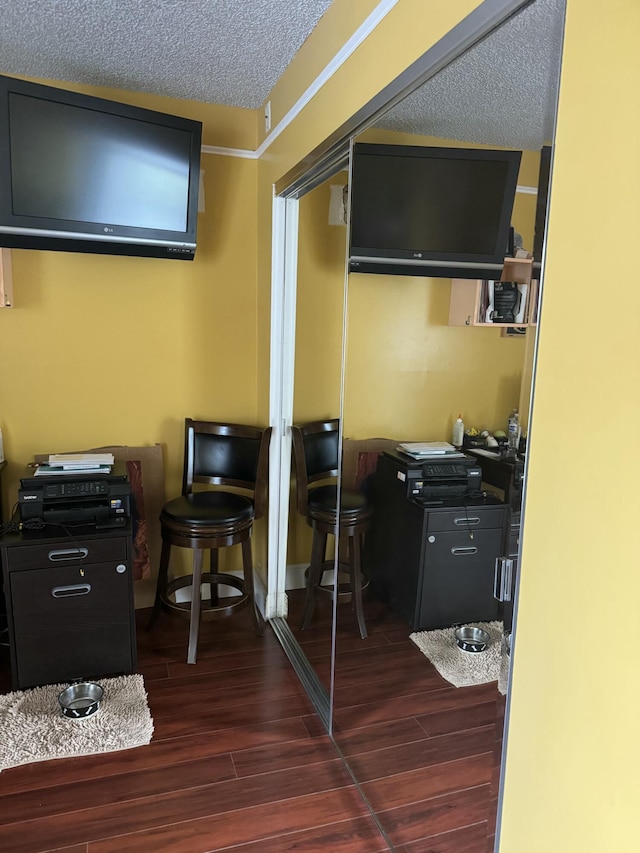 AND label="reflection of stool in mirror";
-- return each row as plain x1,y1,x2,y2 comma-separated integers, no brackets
148,419,271,664
292,420,373,638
